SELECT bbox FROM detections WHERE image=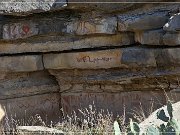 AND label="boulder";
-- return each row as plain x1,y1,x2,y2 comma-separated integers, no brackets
164,13,180,32
118,11,169,31
139,101,180,133
0,0,67,16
